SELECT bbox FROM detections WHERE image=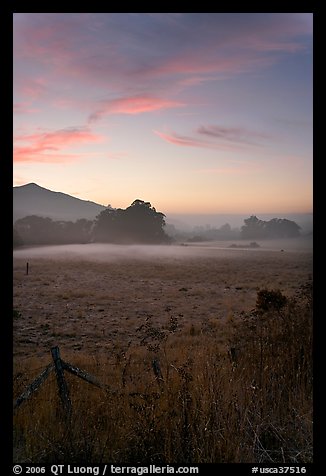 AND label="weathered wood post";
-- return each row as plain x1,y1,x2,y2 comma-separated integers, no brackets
152,358,164,388
26,262,29,275
14,363,54,409
51,346,72,418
